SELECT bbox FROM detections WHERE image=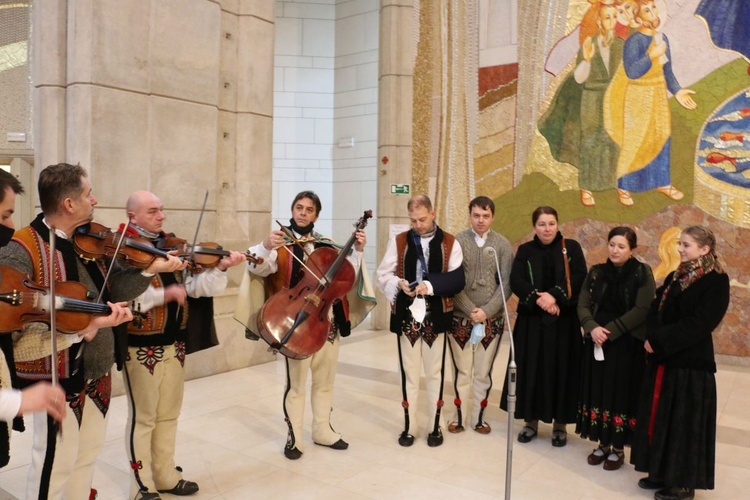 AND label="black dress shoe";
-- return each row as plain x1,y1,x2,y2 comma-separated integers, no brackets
427,427,443,447
315,438,349,450
157,480,199,496
551,430,567,447
136,493,161,500
517,426,537,443
398,432,414,447
638,477,665,490
654,486,695,500
284,446,303,460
